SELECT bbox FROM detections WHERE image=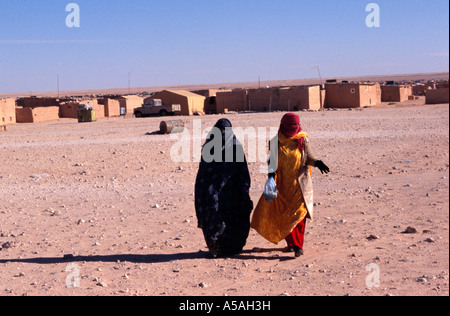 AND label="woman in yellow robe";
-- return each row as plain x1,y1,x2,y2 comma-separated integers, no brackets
251,113,329,257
